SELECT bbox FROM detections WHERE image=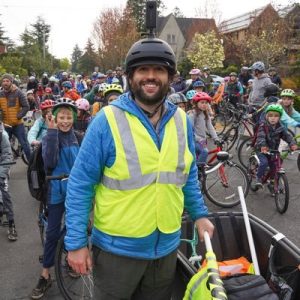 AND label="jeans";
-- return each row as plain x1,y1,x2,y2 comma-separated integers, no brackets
257,153,276,180
43,202,65,268
195,140,208,164
5,124,31,161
